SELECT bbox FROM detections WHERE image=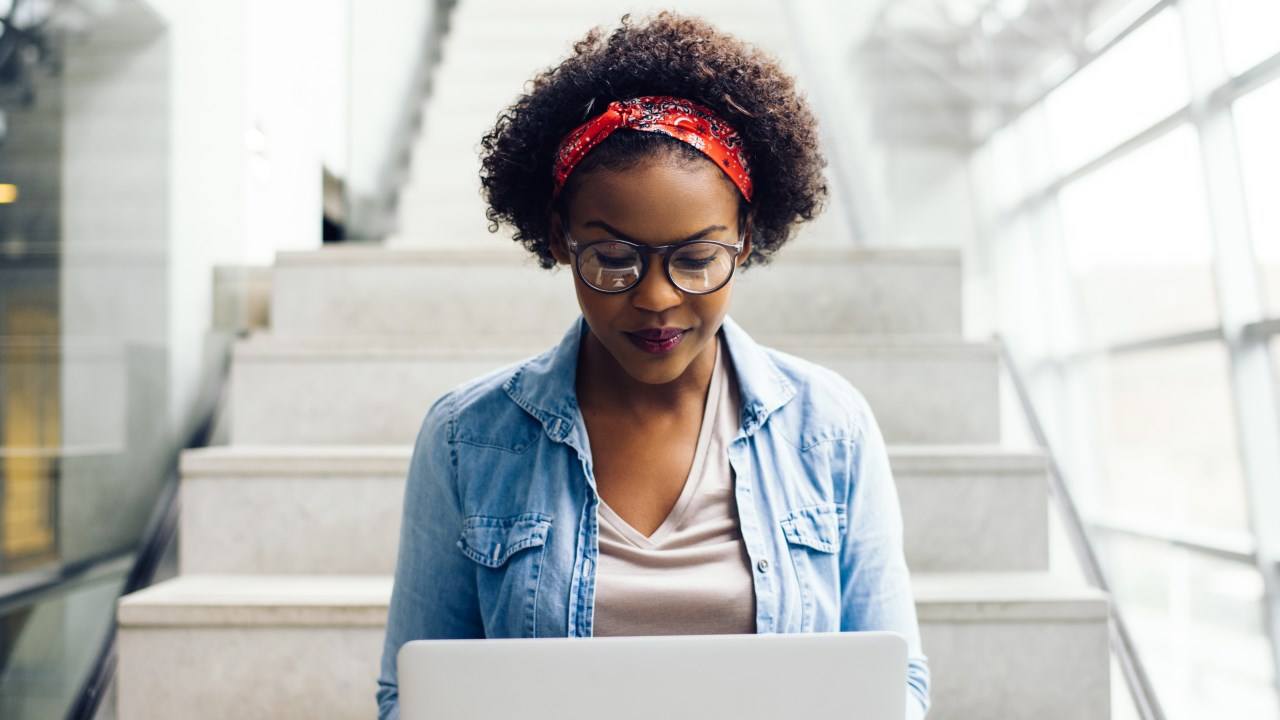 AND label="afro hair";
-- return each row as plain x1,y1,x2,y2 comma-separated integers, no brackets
478,11,829,269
